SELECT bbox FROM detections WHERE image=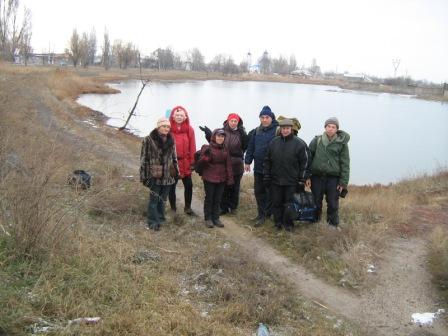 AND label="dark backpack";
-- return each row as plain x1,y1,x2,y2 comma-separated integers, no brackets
193,149,204,175
68,170,91,190
284,191,318,223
